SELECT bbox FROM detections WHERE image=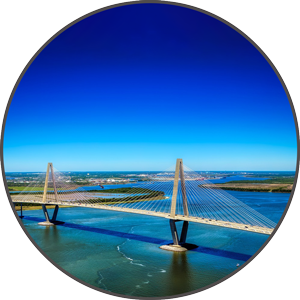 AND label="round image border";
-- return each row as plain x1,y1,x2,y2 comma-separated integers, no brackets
1,1,299,299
